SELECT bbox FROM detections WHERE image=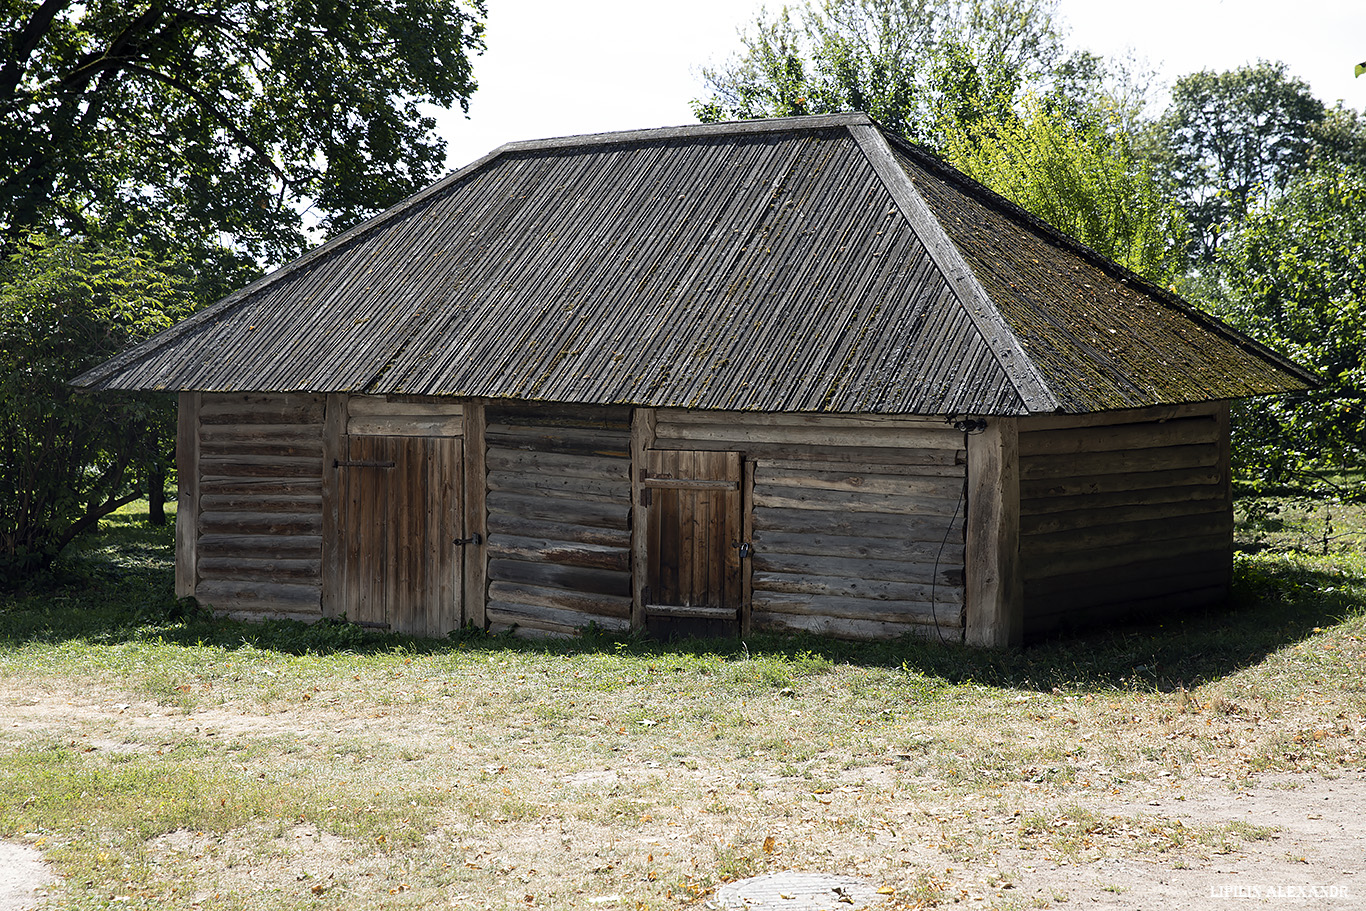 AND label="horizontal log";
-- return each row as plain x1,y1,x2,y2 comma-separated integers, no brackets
197,477,322,497
1025,565,1230,615
487,534,631,572
197,534,322,559
1019,479,1225,516
487,491,630,529
753,484,962,517
199,394,323,424
486,602,630,635
486,447,630,480
347,415,463,437
1025,585,1228,635
751,530,964,563
753,592,958,625
752,610,958,641
487,422,630,448
1024,548,1229,599
653,420,963,451
196,556,321,582
1019,498,1230,537
487,581,632,619
654,440,966,467
753,571,963,604
195,579,321,610
1018,416,1217,457
657,409,947,429
1021,512,1230,557
644,603,737,620
1019,402,1218,433
753,551,962,586
1023,531,1230,580
758,457,967,479
199,440,324,459
488,558,632,597
753,506,964,542
199,424,324,444
483,514,631,549
199,494,323,514
487,470,629,501
484,402,631,428
199,455,322,479
345,397,463,417
198,511,323,536
1020,443,1219,481
1020,466,1222,501
755,467,963,498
